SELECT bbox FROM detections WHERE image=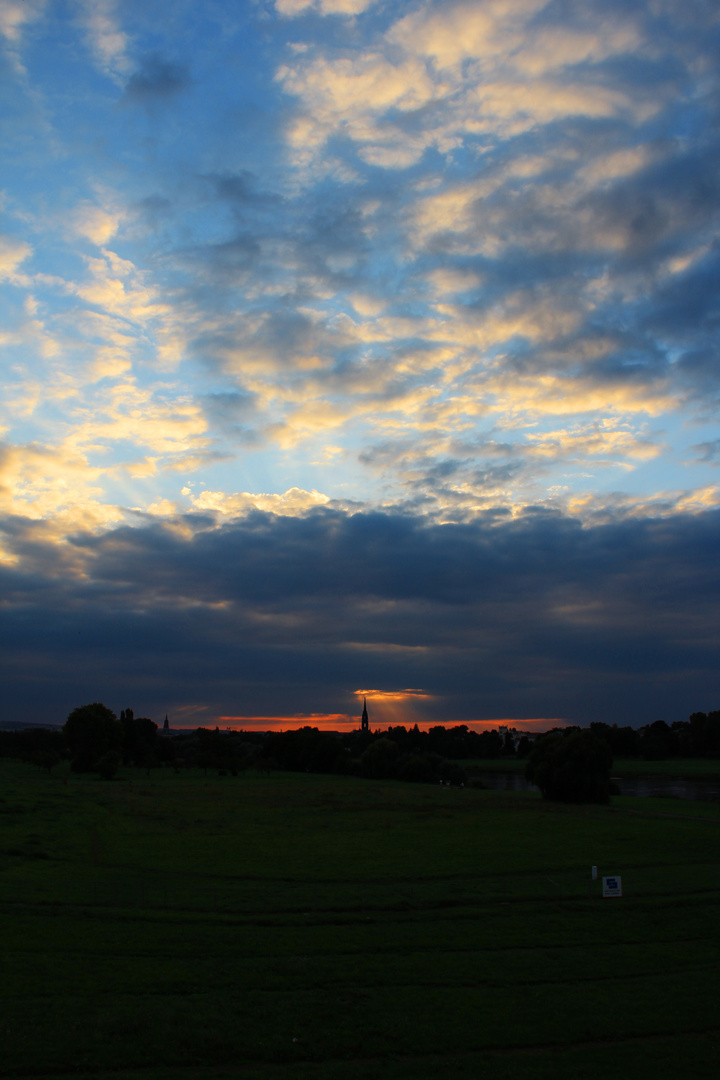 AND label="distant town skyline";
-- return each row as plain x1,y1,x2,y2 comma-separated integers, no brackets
0,2,718,730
